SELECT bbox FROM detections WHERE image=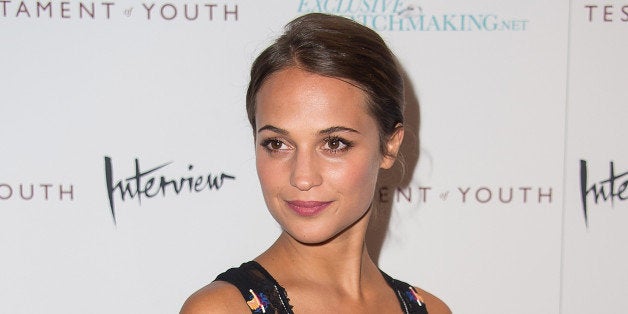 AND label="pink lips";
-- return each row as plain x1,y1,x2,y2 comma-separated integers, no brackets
286,200,332,217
